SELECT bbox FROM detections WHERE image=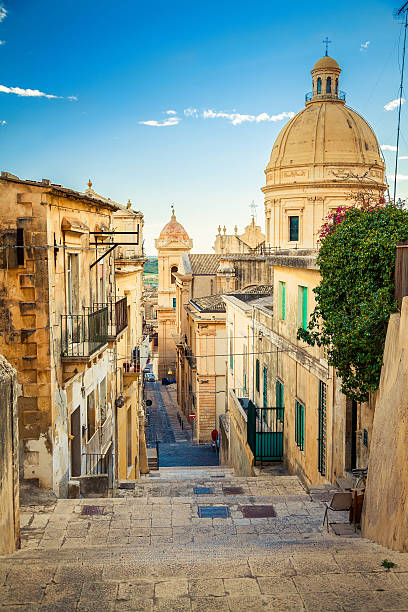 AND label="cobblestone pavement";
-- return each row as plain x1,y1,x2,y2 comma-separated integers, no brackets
145,382,218,467
2,469,408,610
